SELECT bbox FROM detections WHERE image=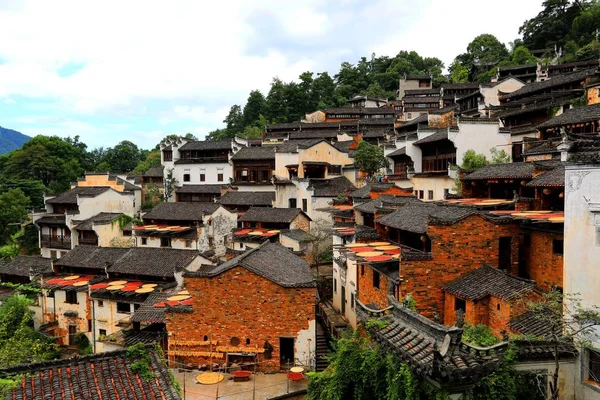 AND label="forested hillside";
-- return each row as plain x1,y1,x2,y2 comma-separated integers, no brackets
0,126,30,155
209,0,600,140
